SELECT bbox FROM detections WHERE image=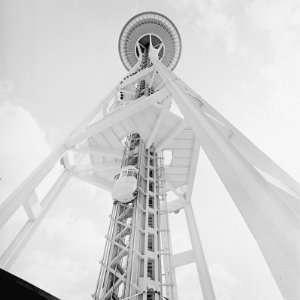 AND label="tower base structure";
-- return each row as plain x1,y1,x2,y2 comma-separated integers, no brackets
0,11,300,300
